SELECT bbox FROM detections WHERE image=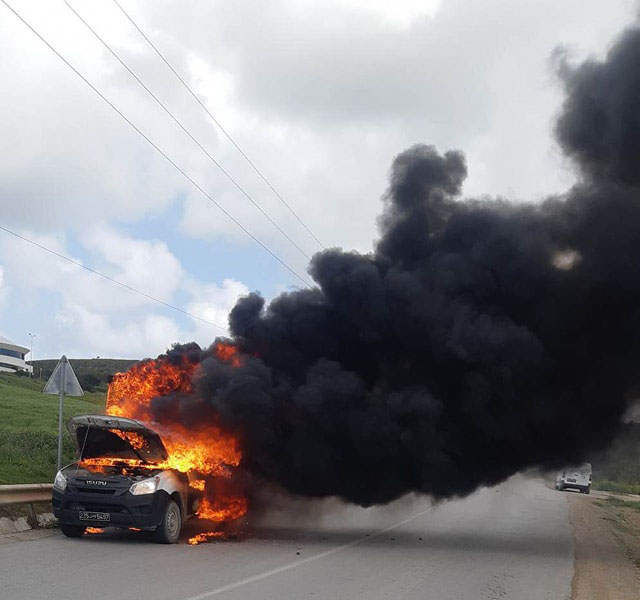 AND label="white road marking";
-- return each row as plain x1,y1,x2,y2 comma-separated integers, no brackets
183,504,436,599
